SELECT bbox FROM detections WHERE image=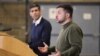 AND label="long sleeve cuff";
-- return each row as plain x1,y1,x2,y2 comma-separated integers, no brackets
48,46,55,54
